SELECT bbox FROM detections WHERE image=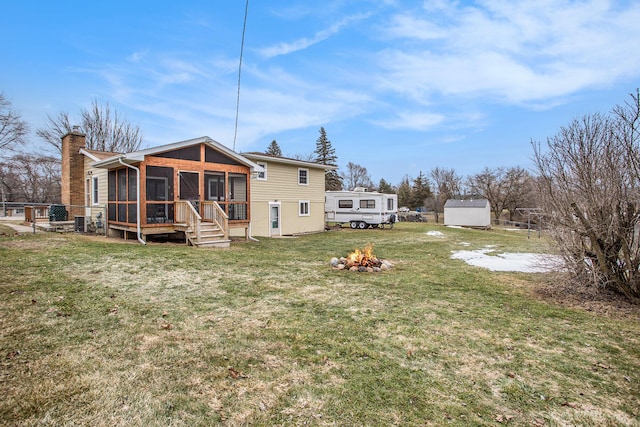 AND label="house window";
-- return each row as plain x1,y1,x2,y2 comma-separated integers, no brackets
360,199,376,209
257,162,267,180
298,168,309,185
92,176,99,205
299,200,310,216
